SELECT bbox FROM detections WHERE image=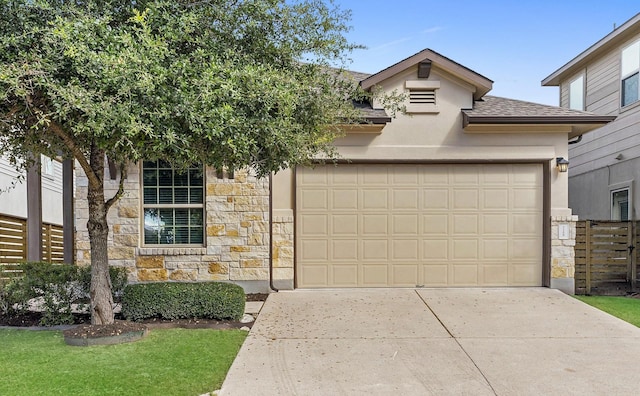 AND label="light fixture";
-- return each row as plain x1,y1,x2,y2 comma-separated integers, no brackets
556,157,569,173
